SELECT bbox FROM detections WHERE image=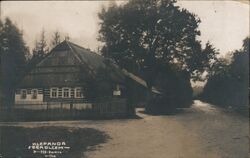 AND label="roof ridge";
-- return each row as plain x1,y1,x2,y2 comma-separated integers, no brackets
66,40,96,76
65,40,83,63
67,41,97,55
